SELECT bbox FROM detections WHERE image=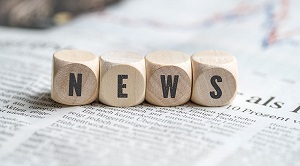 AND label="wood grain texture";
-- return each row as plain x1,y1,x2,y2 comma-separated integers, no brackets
145,51,192,106
51,50,99,105
99,51,146,107
191,50,238,106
